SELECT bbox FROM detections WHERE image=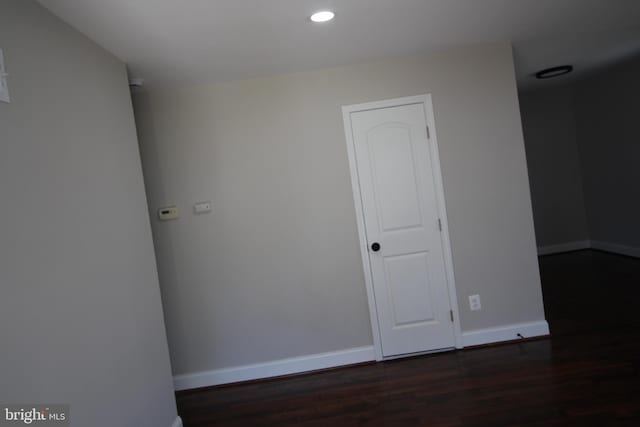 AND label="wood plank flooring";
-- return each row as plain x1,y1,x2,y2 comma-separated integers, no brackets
176,250,640,426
